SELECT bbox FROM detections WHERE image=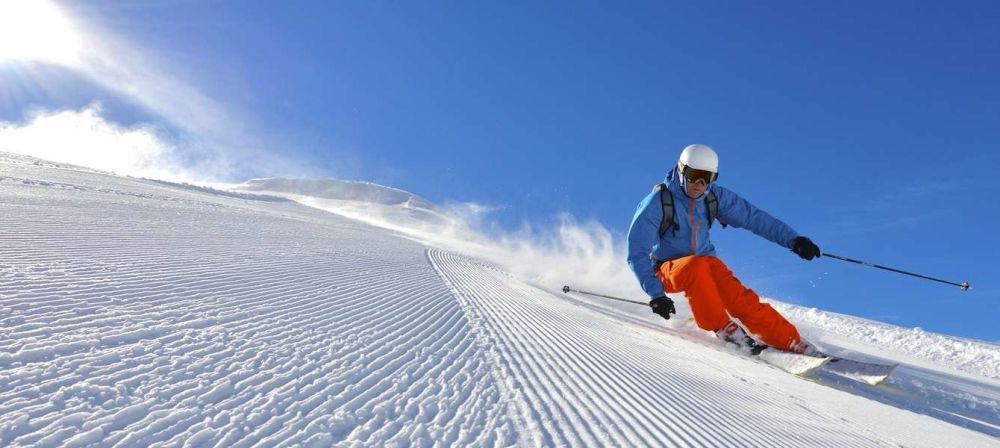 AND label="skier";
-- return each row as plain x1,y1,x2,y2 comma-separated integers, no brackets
627,144,822,355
